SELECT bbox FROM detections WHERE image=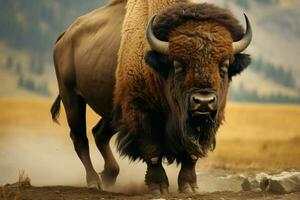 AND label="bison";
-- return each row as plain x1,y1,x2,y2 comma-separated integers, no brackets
51,0,252,195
